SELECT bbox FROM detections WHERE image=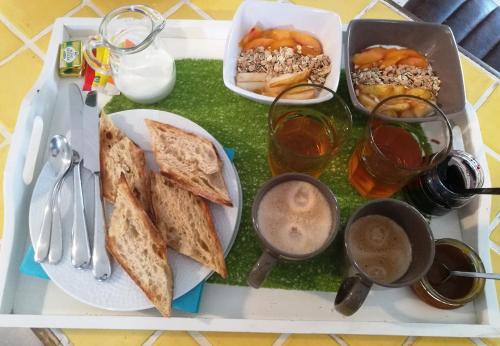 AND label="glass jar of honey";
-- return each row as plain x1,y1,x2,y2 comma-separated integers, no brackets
411,238,485,309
